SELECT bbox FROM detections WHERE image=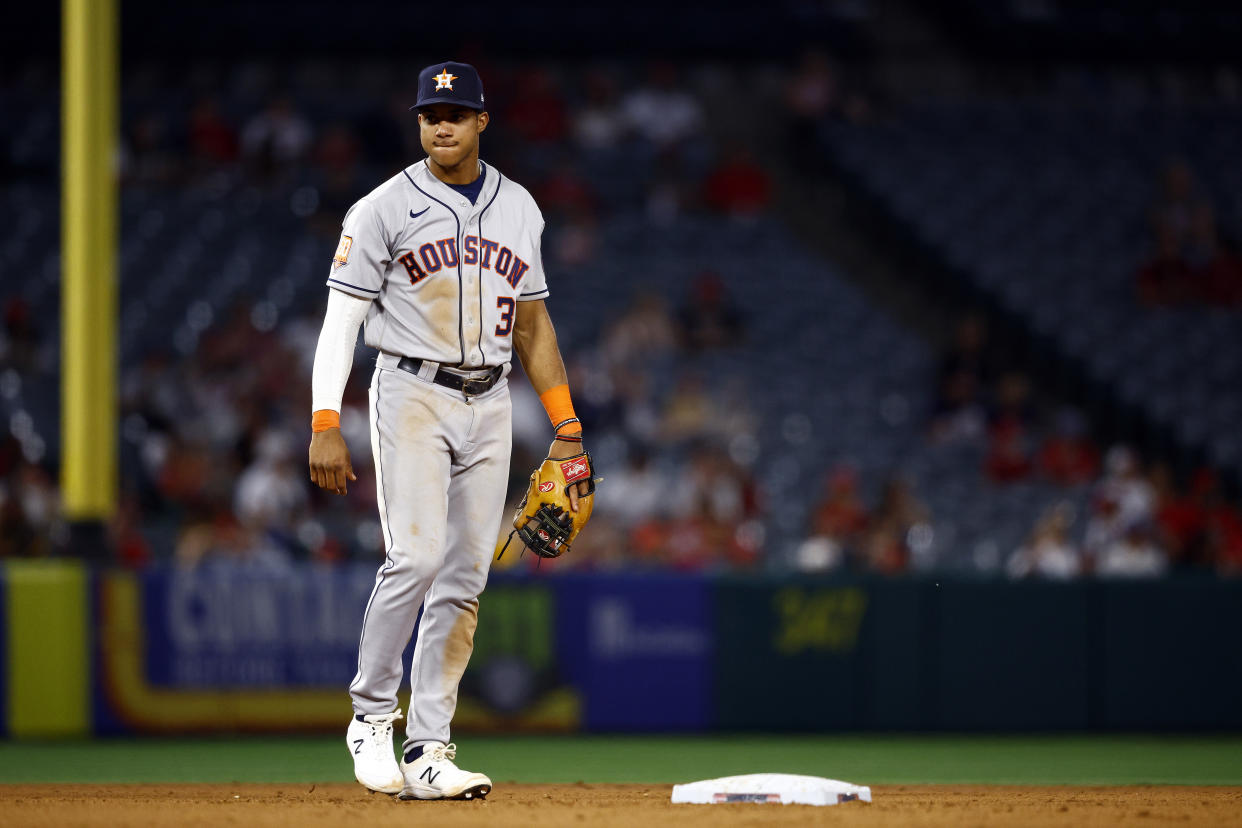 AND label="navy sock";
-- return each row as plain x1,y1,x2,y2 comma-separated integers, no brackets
404,745,425,764
355,714,367,722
